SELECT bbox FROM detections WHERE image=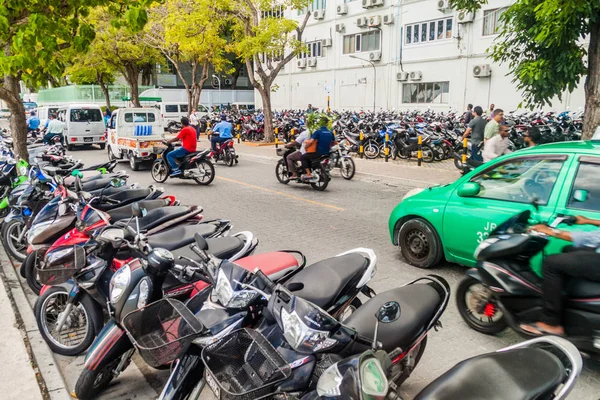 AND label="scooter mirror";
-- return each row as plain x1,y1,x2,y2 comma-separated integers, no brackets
376,301,401,324
194,233,209,251
110,178,125,188
131,202,146,218
71,169,83,178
